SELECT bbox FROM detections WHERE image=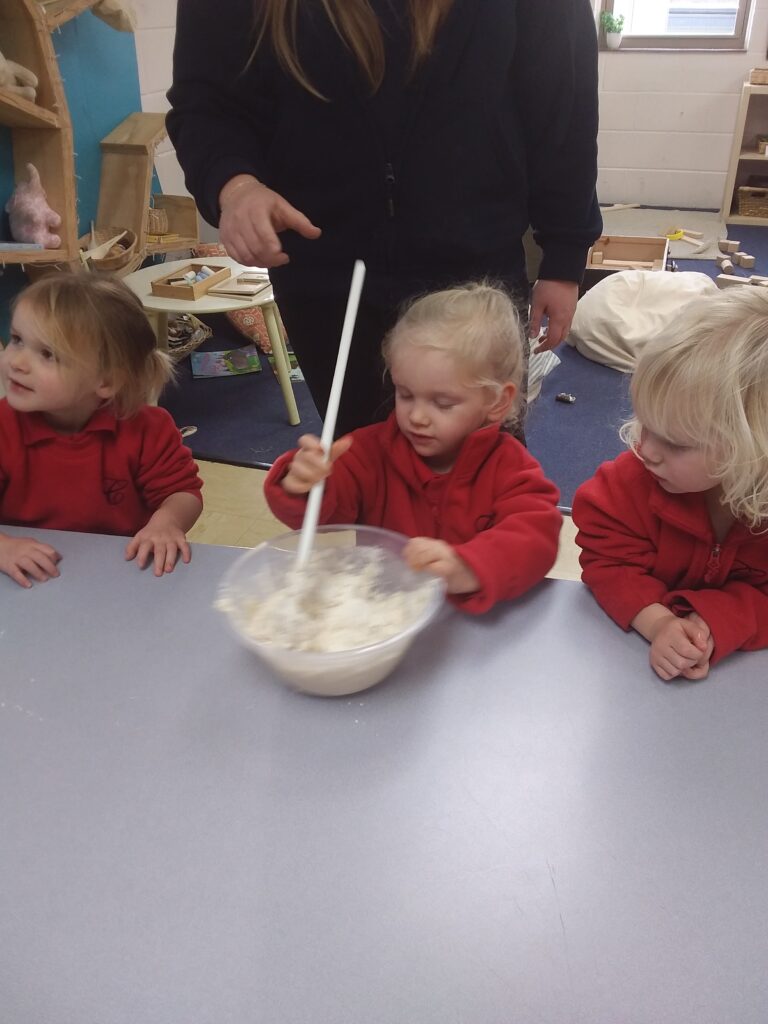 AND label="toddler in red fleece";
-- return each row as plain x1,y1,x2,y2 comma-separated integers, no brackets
573,289,768,681
265,282,562,613
0,273,203,587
